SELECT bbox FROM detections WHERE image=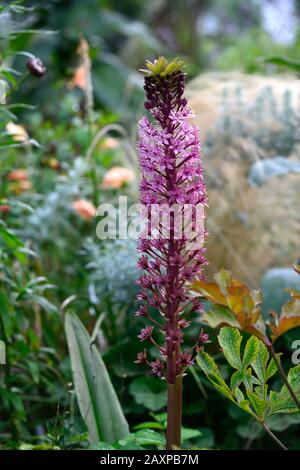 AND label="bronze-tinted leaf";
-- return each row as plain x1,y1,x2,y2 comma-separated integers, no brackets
270,299,300,342
190,280,227,305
